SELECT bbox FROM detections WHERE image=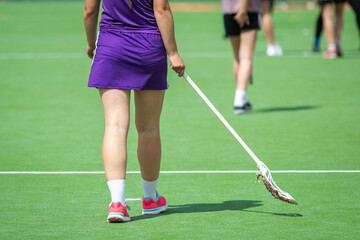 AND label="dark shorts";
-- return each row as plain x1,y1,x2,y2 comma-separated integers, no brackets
223,12,261,37
318,0,345,6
